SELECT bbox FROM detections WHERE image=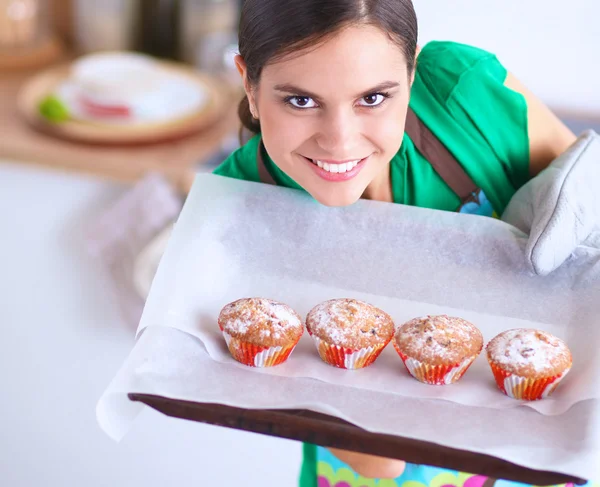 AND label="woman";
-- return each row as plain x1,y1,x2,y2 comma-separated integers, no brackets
214,0,578,485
